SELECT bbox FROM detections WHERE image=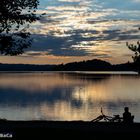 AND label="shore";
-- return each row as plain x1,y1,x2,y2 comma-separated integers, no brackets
0,120,140,139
